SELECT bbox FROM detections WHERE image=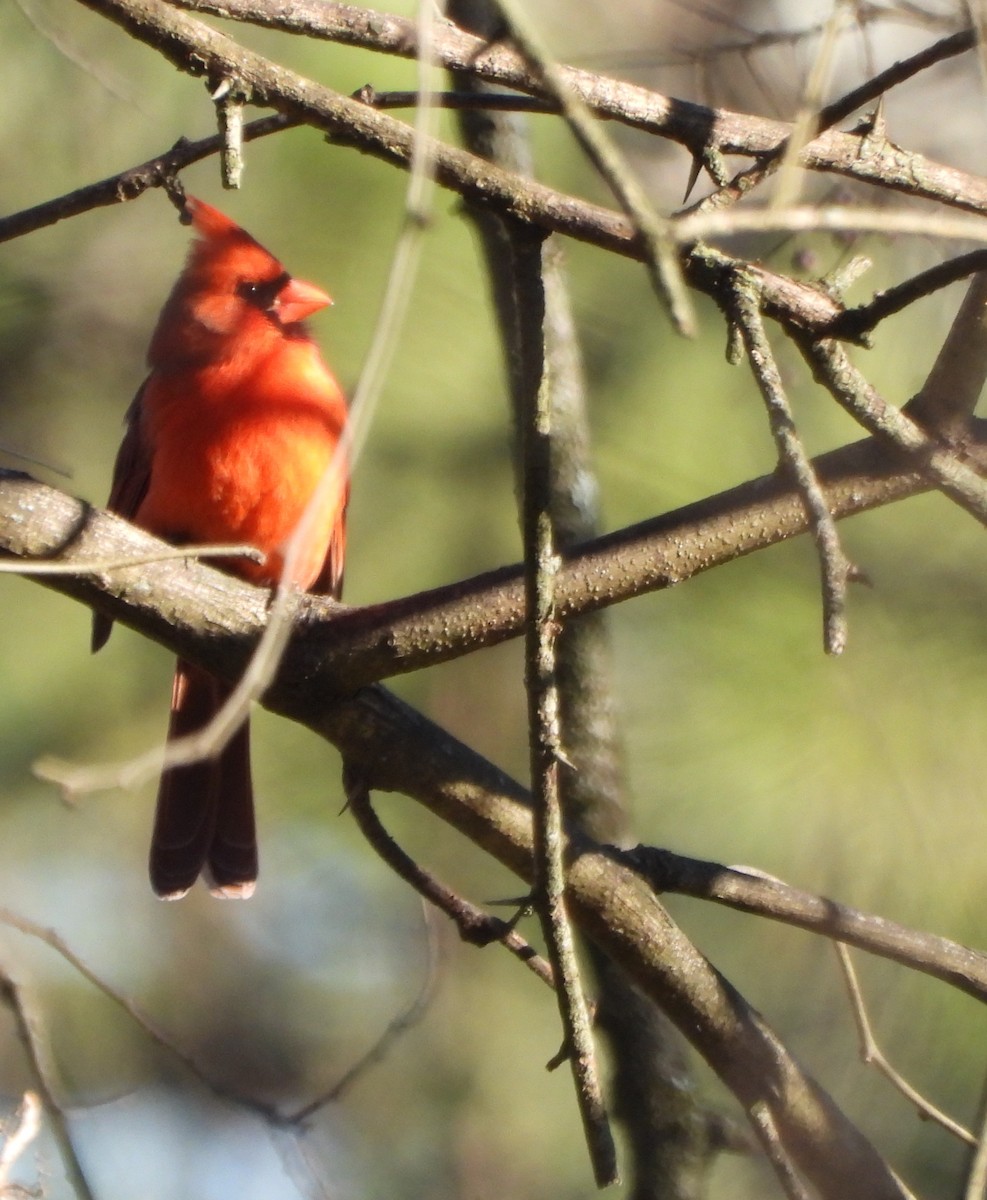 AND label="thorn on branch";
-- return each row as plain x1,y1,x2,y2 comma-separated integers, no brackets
683,145,731,204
